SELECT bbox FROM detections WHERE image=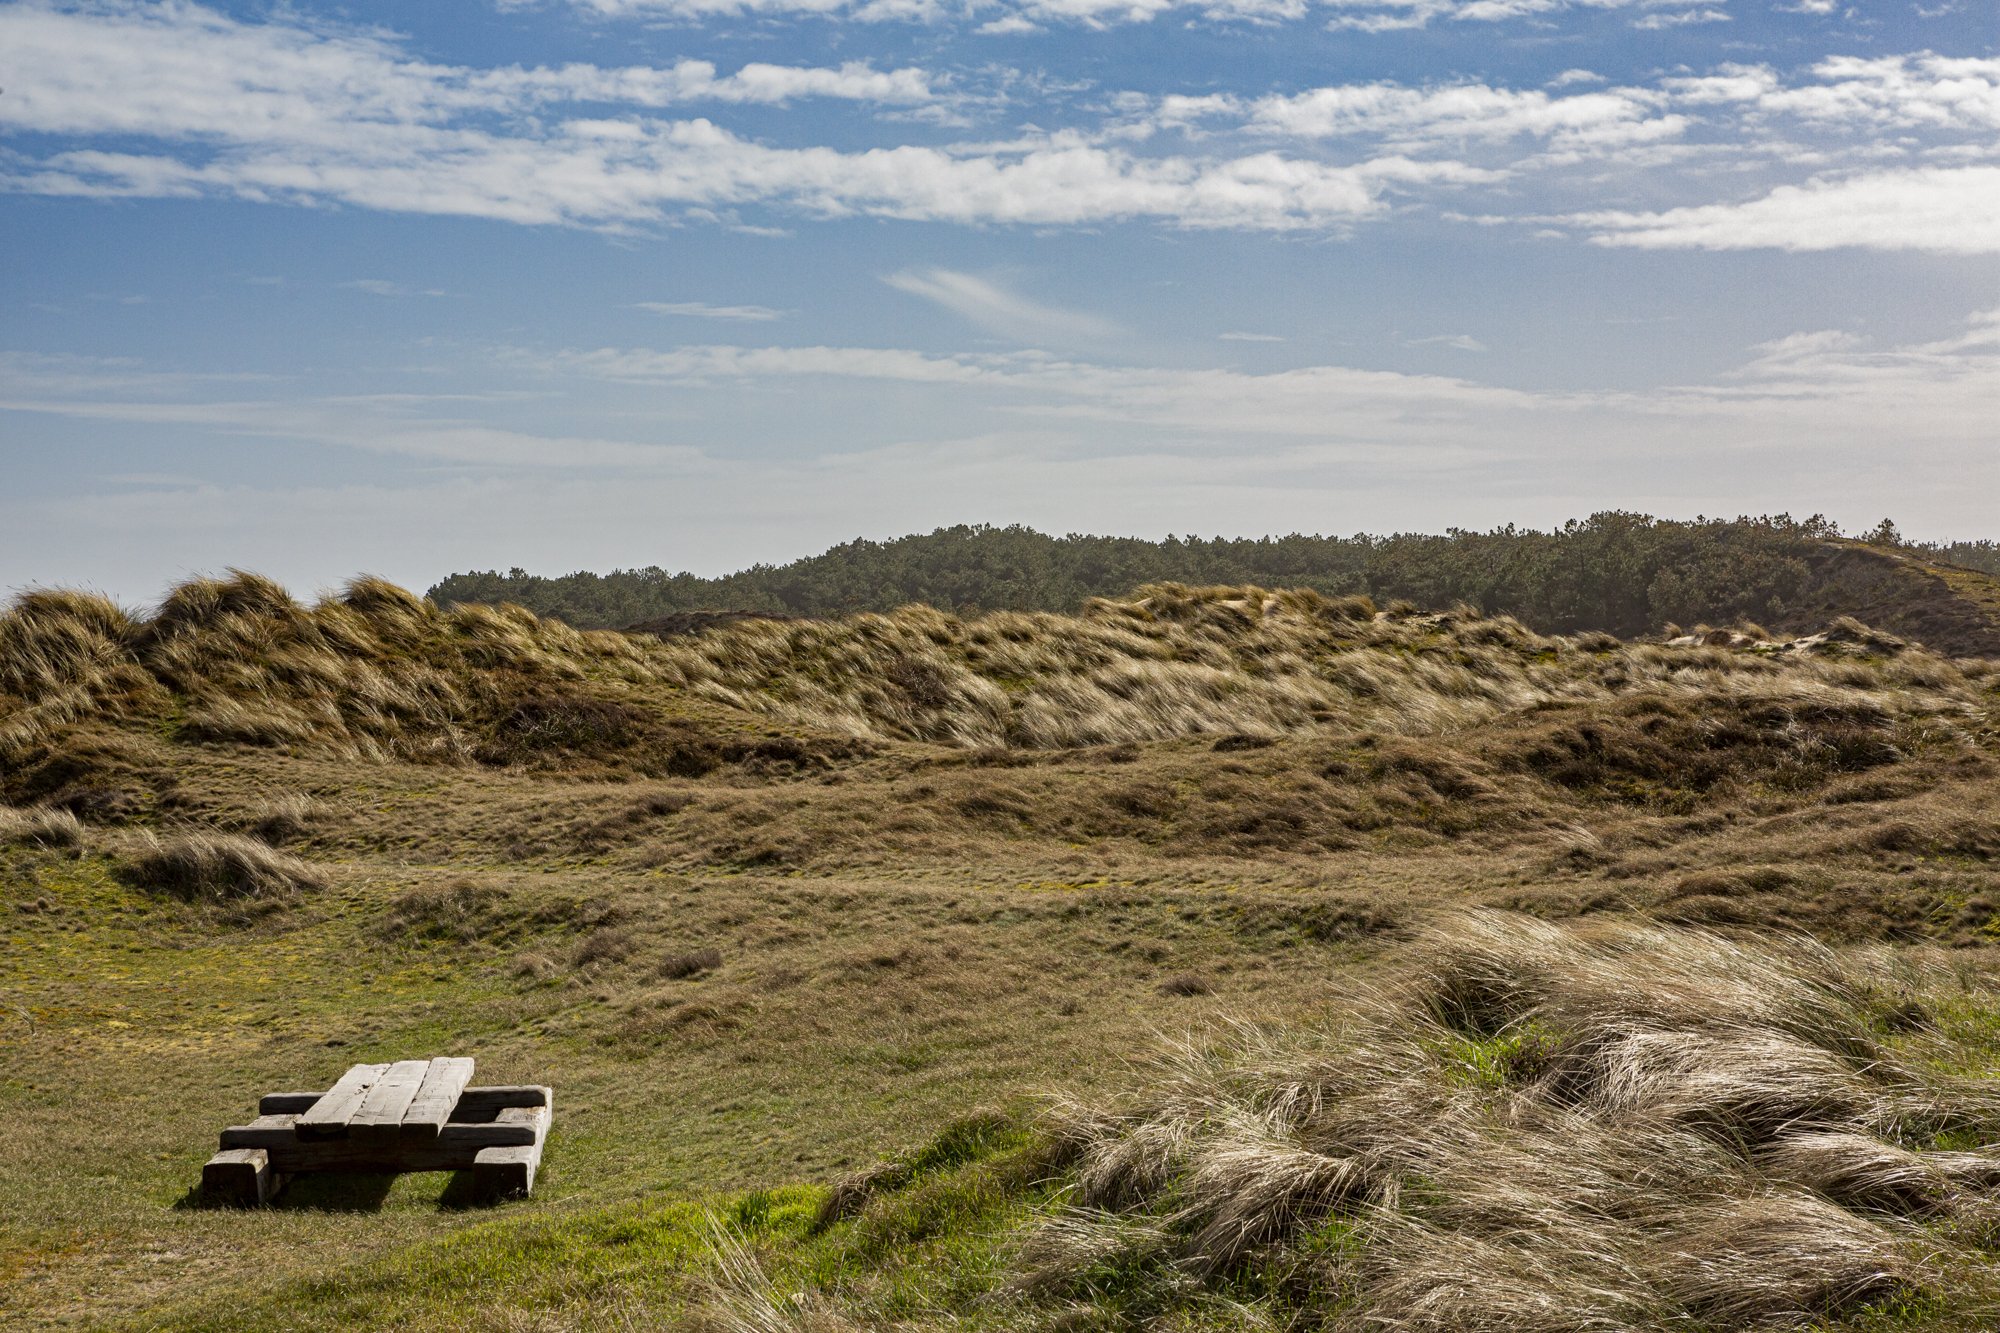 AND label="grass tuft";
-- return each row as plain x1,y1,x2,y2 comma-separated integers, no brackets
119,829,329,902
